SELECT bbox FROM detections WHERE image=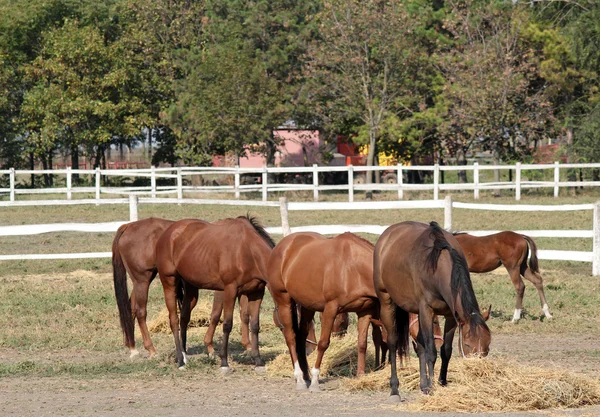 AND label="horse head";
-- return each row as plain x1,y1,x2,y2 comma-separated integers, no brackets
457,306,491,357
